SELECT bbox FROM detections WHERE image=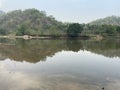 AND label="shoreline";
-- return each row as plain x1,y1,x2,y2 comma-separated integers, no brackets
0,35,90,40
0,35,119,40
